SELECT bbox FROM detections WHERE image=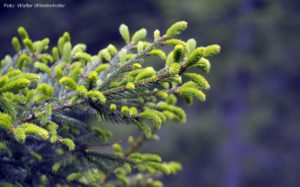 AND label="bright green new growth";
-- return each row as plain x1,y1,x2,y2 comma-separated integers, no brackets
119,24,130,44
12,37,21,52
166,21,188,37
134,67,156,82
34,62,51,75
183,73,210,90
0,112,12,130
62,138,76,151
0,21,220,186
59,76,78,90
21,123,49,140
131,28,147,43
0,78,30,93
86,90,106,104
173,45,185,62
